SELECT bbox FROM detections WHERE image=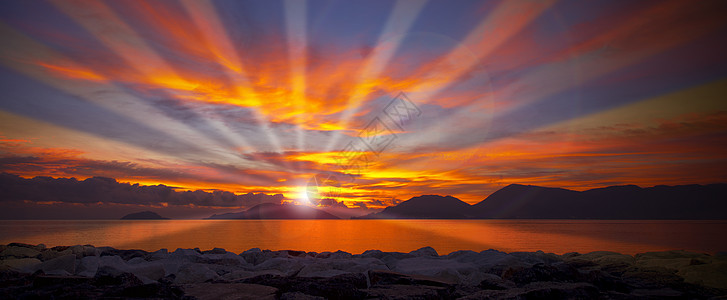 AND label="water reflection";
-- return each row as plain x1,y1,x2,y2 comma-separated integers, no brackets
1,220,725,254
